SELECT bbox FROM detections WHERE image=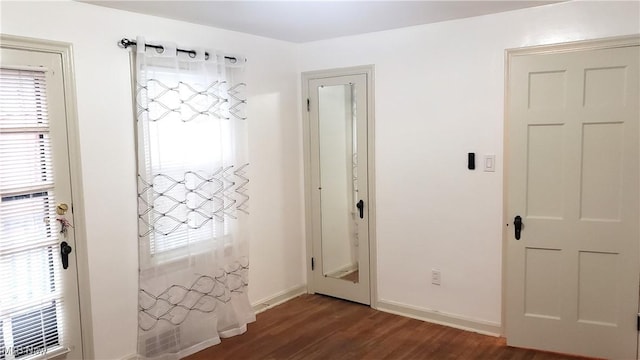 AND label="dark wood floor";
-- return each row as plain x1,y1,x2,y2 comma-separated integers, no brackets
187,294,594,360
